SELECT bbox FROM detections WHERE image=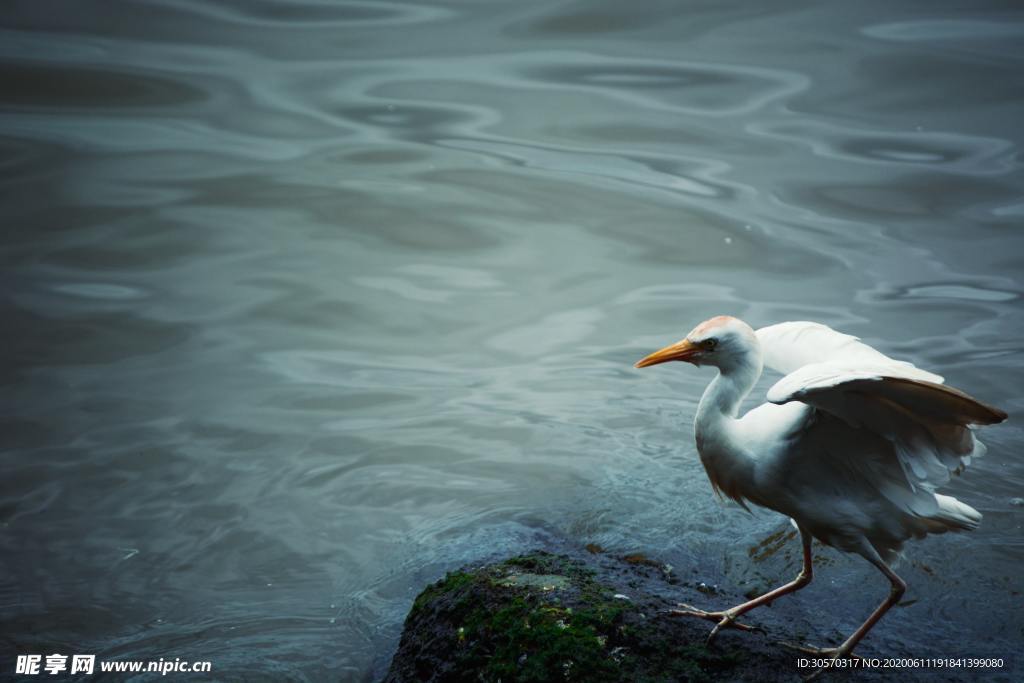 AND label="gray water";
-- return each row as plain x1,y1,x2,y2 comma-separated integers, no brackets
2,0,1023,680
